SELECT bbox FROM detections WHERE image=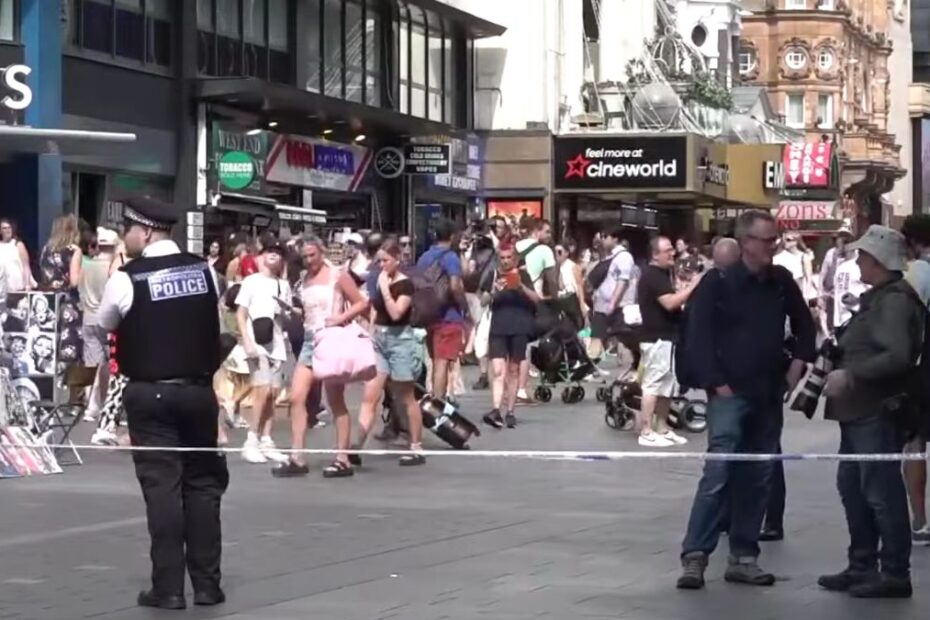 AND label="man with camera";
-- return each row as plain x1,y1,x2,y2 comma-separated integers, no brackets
677,210,815,590
817,225,924,599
